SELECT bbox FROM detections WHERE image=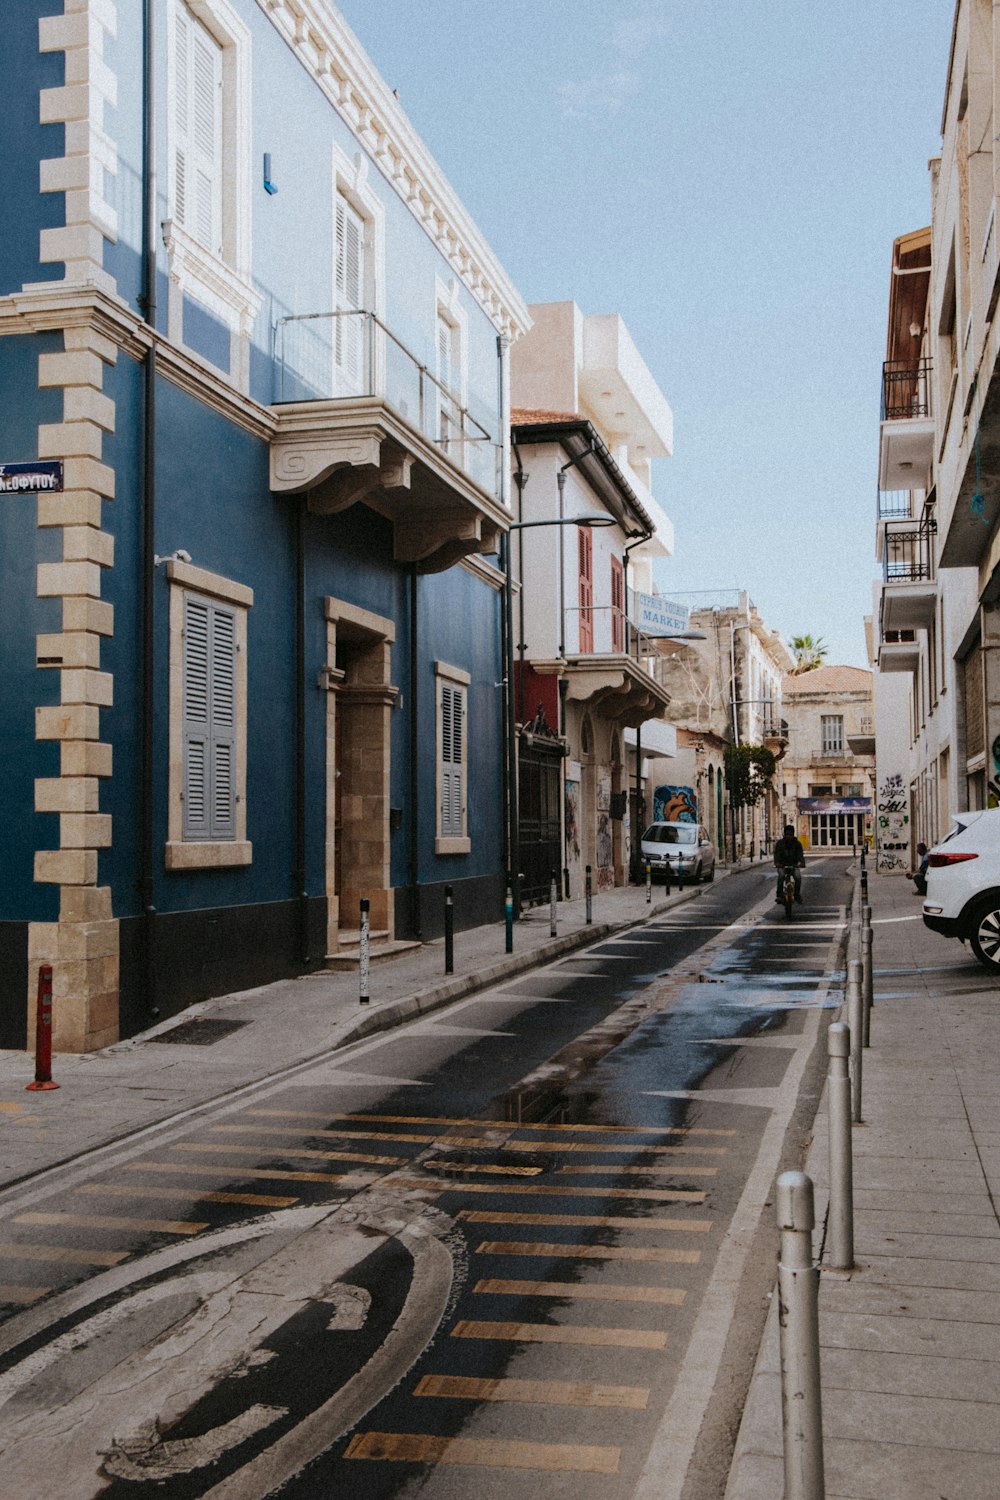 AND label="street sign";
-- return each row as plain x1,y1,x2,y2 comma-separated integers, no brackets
632,590,690,637
0,460,63,493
